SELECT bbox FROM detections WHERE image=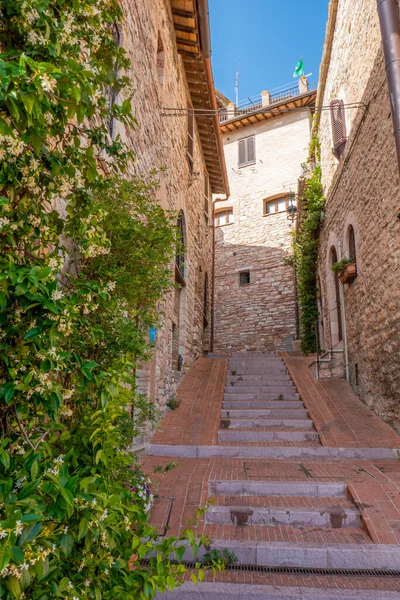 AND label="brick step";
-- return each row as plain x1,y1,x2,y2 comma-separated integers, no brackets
227,374,292,381
220,418,313,430
206,504,361,528
218,441,322,447
225,387,298,395
207,481,348,498
211,495,354,509
222,400,305,410
218,429,320,443
224,392,300,401
221,408,308,419
158,582,400,599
